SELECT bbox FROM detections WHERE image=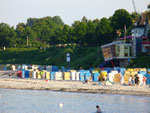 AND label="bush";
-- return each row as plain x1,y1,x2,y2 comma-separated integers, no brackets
0,47,104,69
